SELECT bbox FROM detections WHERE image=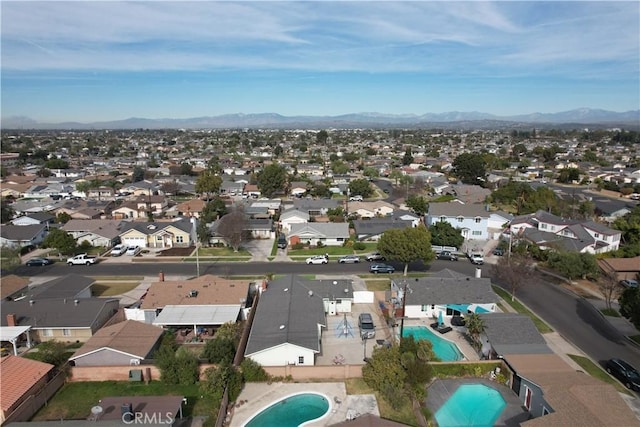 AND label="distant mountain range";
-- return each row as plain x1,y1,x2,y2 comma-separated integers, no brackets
2,108,639,130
